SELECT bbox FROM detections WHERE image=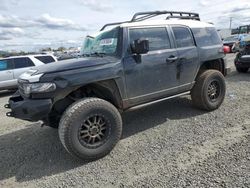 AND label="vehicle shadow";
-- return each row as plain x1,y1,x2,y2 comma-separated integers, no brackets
0,96,205,182
122,96,204,139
